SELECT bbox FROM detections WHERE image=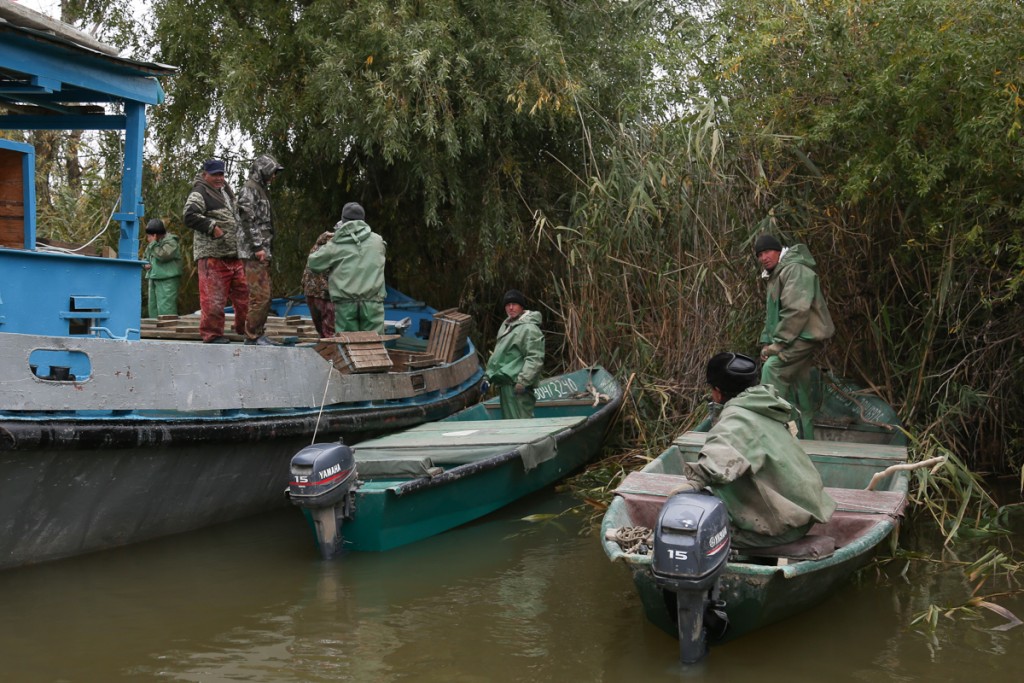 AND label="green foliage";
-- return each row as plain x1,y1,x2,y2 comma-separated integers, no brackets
145,0,661,321
666,0,1024,472
17,0,1024,482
